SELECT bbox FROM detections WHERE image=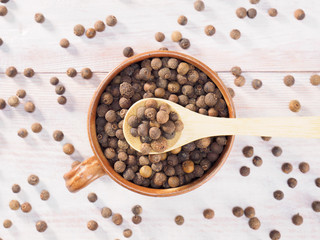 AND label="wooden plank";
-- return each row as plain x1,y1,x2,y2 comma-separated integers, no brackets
0,0,320,72
0,72,319,239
